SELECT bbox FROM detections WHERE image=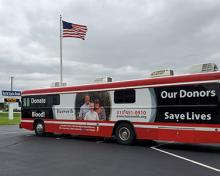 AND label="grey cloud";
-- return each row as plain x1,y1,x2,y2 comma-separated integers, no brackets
0,0,220,91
